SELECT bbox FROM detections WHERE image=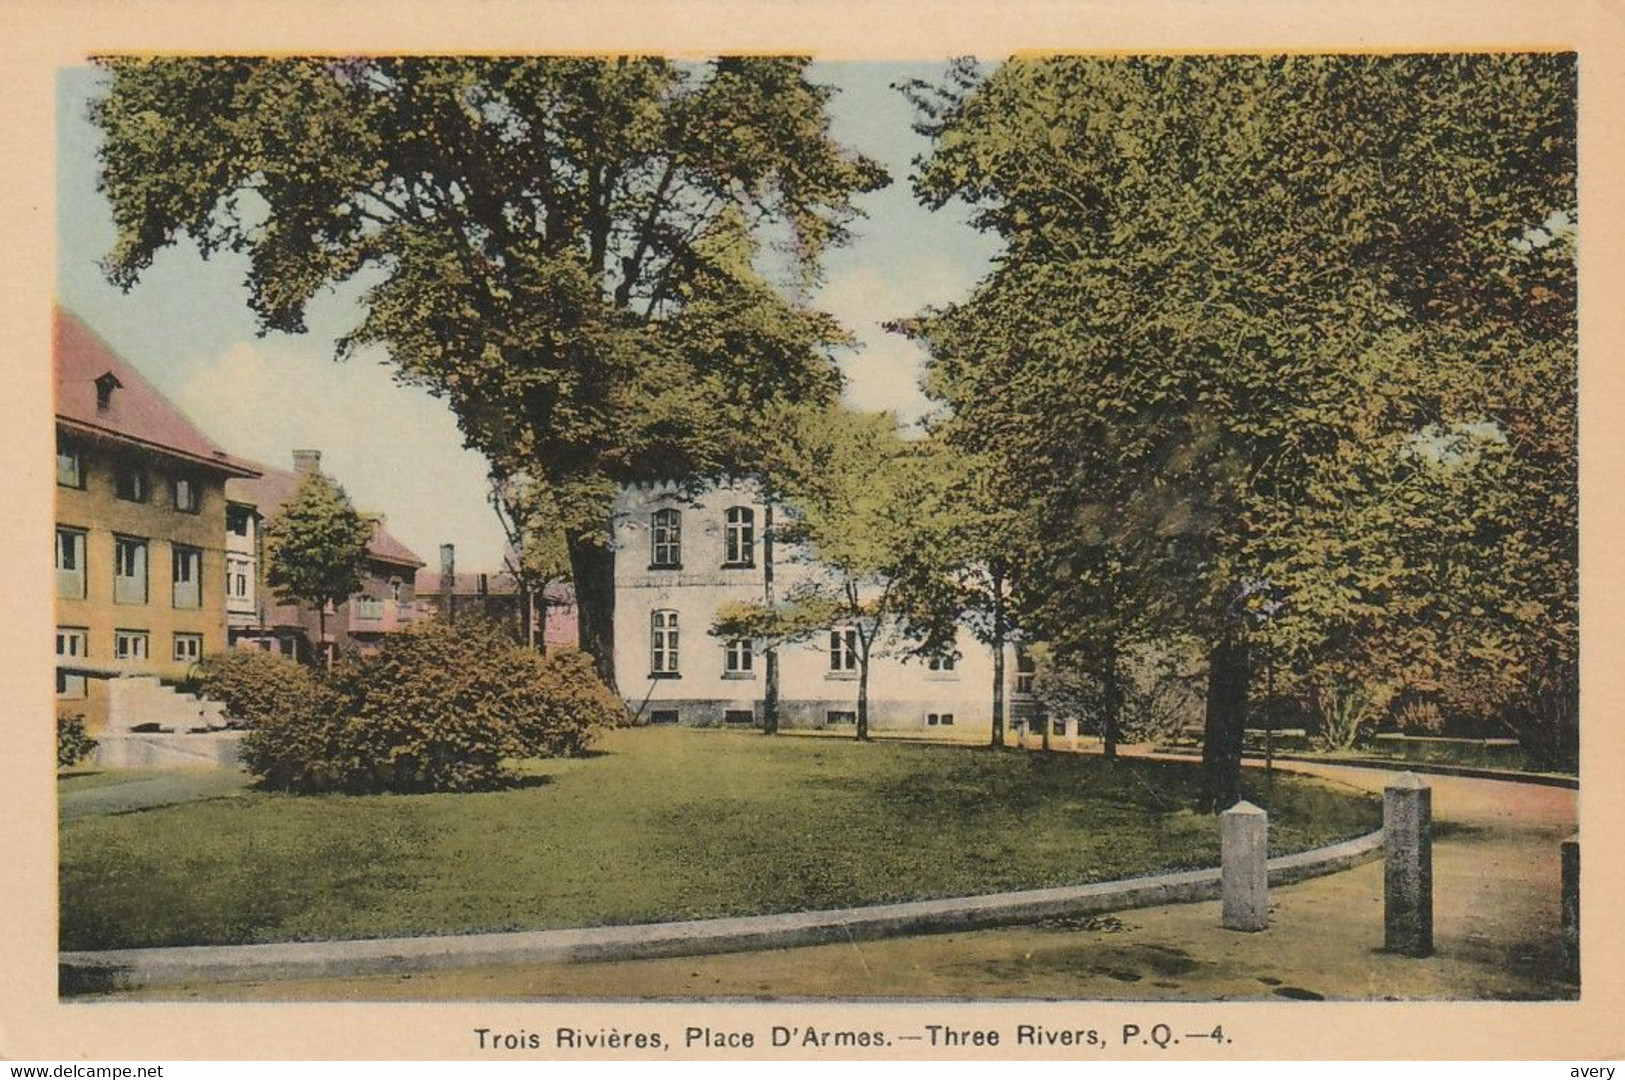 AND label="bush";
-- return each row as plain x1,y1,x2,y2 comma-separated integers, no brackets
1312,681,1386,751
57,712,97,769
245,620,624,794
197,649,323,728
1393,699,1445,737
